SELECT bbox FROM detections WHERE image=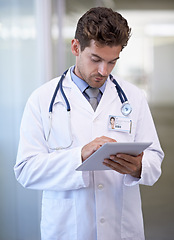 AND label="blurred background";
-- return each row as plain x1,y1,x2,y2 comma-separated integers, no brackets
0,0,174,239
